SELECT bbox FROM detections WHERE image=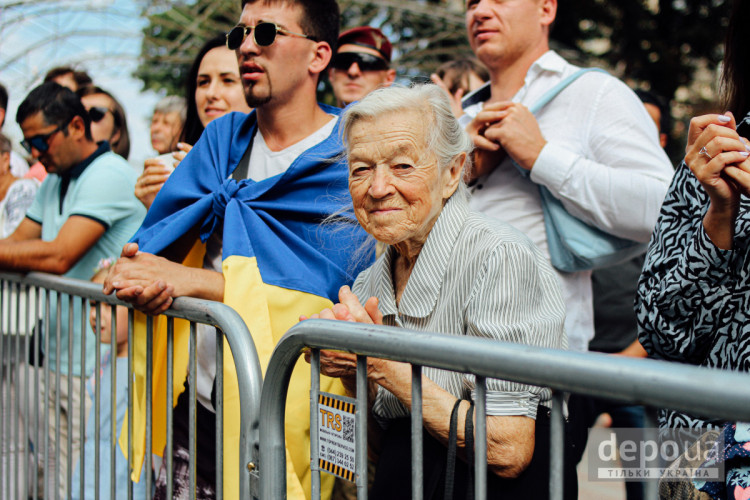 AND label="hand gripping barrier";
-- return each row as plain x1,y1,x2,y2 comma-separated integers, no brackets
259,319,750,500
0,271,262,500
